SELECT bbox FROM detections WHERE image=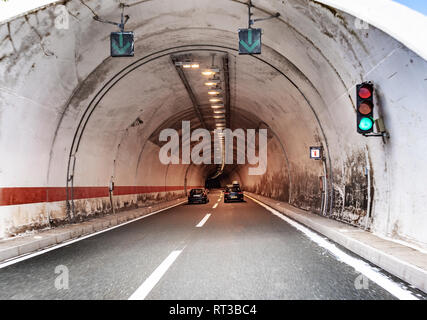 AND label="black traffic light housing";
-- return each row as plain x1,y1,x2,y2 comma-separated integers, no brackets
356,82,375,134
